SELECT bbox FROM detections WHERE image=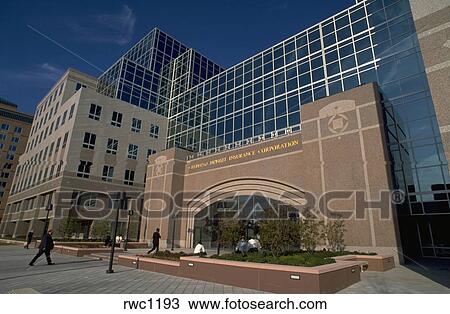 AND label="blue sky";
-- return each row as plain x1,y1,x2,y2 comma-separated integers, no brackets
0,0,354,114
